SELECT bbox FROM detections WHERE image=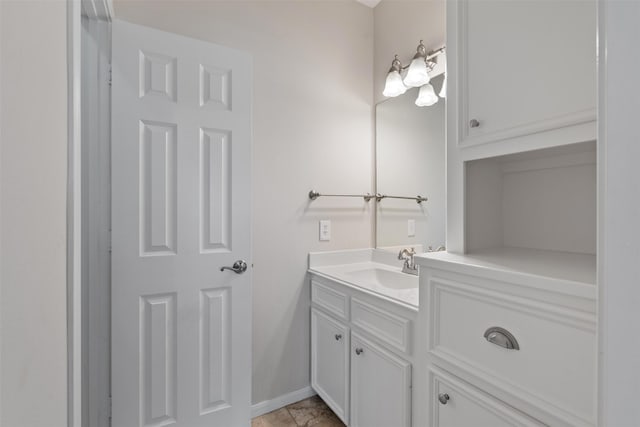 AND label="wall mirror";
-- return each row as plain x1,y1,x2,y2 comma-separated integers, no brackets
375,74,446,251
